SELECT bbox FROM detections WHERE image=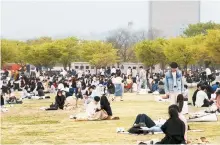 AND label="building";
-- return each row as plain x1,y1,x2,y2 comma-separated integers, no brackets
52,62,161,74
148,1,200,39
